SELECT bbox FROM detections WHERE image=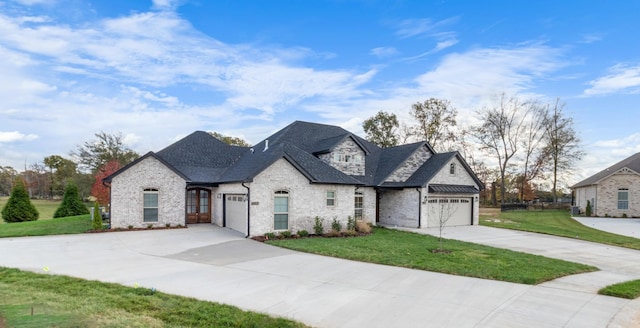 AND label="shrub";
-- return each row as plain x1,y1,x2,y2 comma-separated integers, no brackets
264,232,276,240
128,225,134,229
166,223,171,228
346,215,356,231
92,202,103,230
355,220,372,234
298,229,309,237
331,217,342,232
53,180,89,218
622,213,628,218
1,177,39,223
313,216,324,235
326,229,342,237
280,230,292,238
585,200,592,217
343,229,358,237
